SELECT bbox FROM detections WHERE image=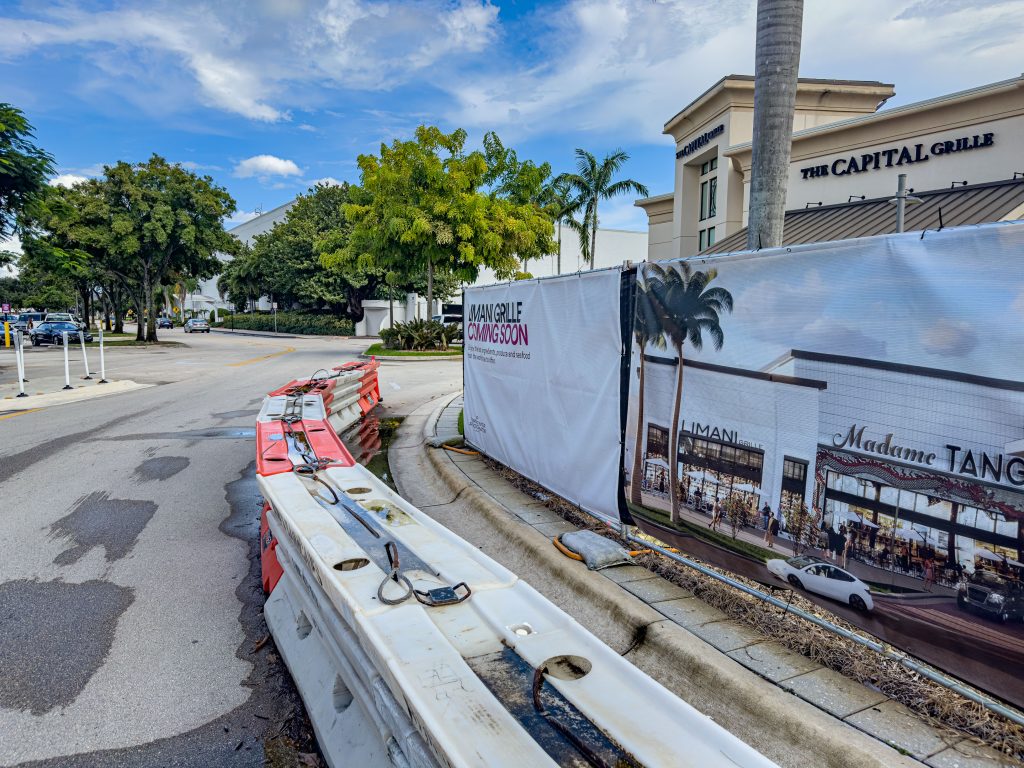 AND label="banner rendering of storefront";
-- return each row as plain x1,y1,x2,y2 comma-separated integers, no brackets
464,222,1024,706
463,268,627,522
622,222,1024,707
